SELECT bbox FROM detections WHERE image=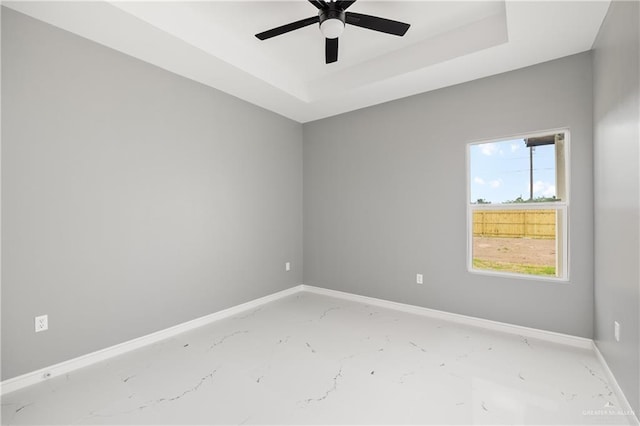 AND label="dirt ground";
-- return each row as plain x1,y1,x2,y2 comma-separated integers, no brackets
473,236,556,266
